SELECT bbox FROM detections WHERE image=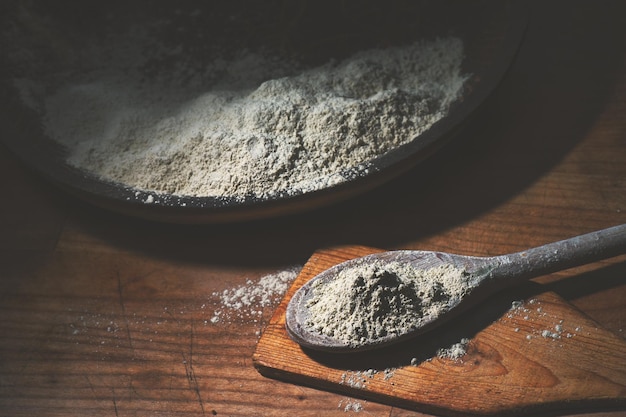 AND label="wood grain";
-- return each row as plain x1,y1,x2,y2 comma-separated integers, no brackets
254,246,626,416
